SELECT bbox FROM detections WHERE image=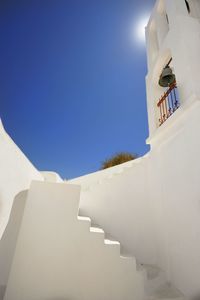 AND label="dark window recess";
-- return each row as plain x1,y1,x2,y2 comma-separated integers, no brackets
185,0,191,13
166,14,169,24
